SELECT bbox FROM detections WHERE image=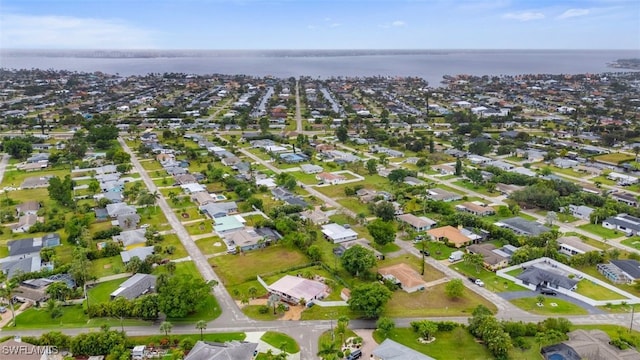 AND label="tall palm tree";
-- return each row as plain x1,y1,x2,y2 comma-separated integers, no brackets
0,274,18,327
195,320,207,341
160,321,173,341
317,340,338,360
